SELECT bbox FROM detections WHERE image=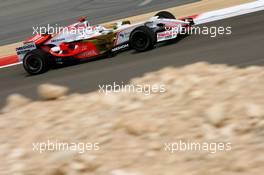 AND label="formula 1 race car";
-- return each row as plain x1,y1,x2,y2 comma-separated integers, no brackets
16,11,194,75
